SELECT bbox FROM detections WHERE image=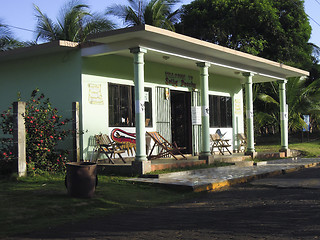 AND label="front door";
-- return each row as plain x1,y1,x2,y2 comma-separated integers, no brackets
171,90,192,153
